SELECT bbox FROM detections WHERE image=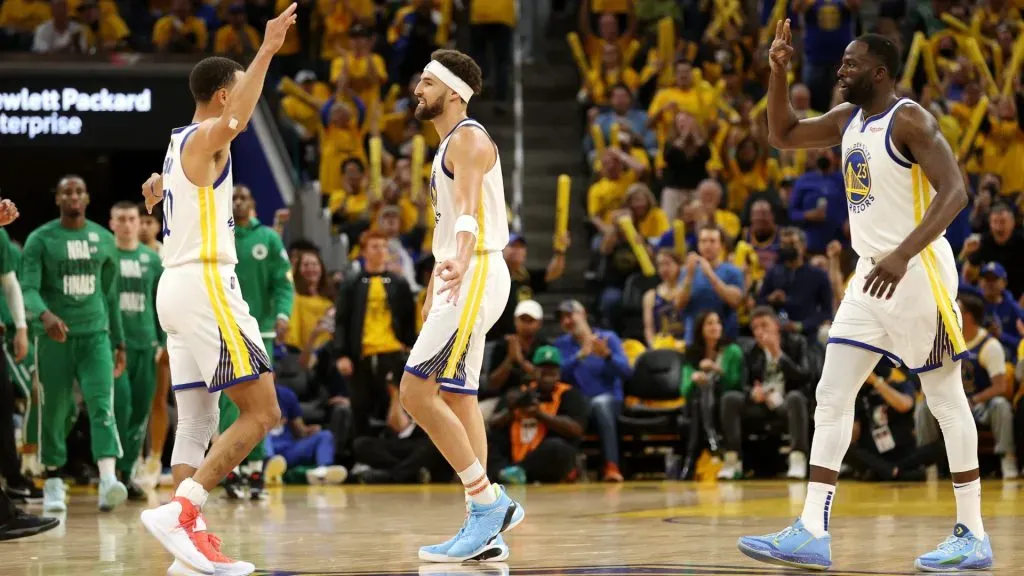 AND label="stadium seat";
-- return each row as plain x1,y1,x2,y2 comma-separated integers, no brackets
615,349,686,474
618,272,660,339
